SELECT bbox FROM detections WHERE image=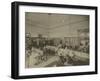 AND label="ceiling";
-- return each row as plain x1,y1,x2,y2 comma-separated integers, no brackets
25,12,89,37
25,12,89,30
